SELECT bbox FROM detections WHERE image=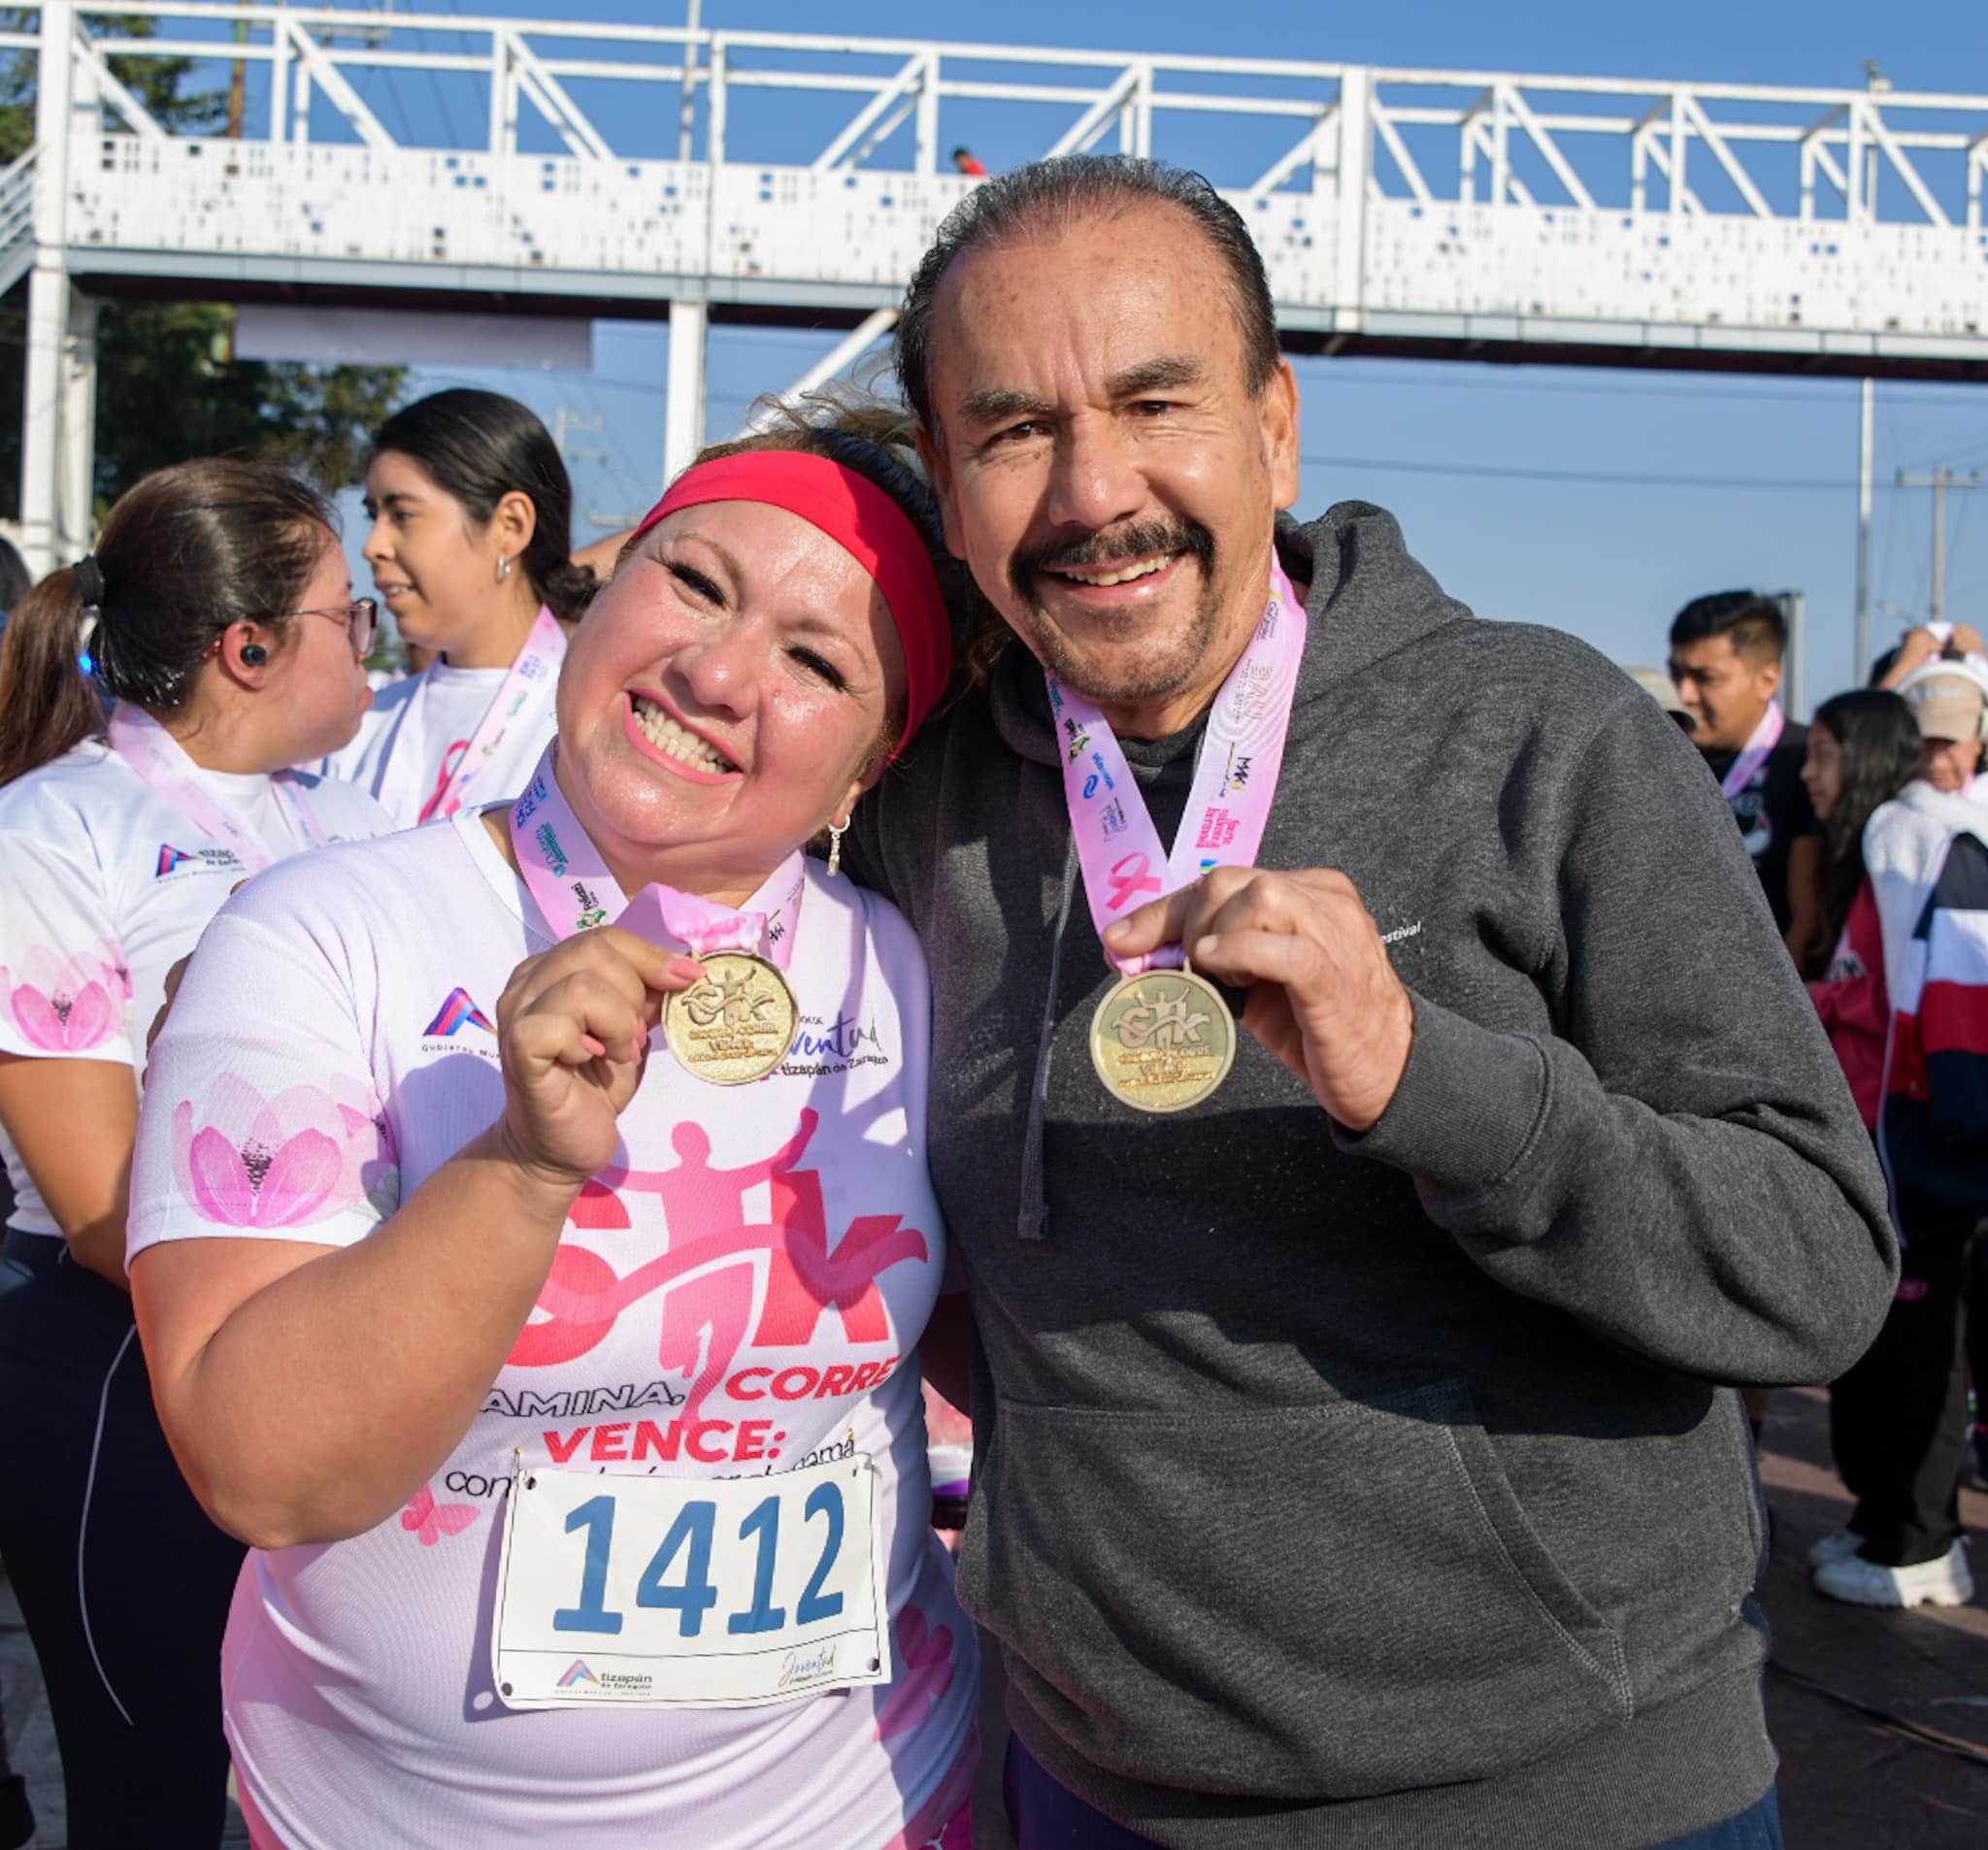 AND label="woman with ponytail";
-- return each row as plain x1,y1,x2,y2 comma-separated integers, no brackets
331,387,599,824
0,459,391,1846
